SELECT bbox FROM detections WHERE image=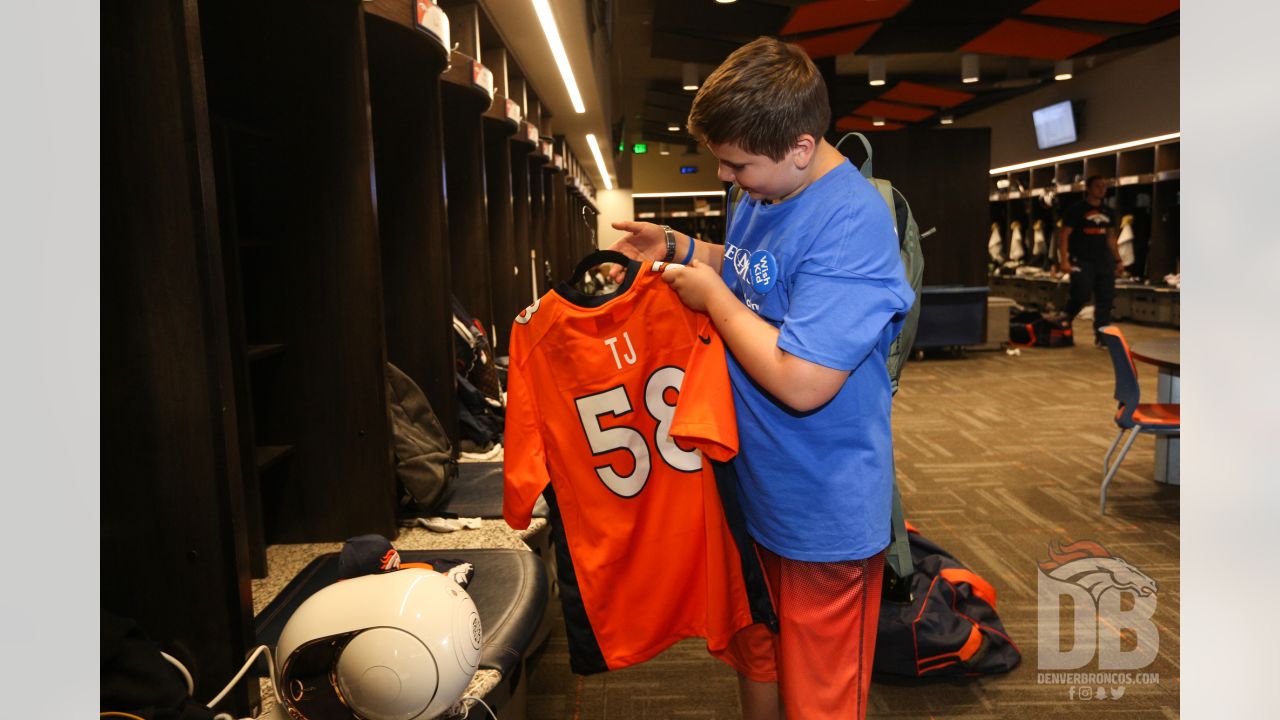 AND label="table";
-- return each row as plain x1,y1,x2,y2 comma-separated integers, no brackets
1130,338,1179,485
